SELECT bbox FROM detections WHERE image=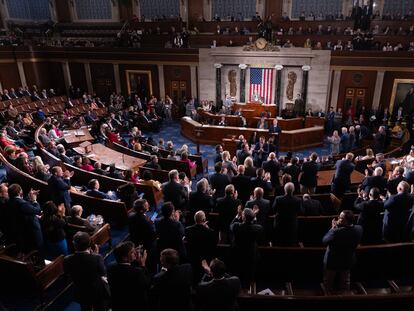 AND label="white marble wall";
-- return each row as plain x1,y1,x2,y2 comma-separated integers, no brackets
198,47,331,111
